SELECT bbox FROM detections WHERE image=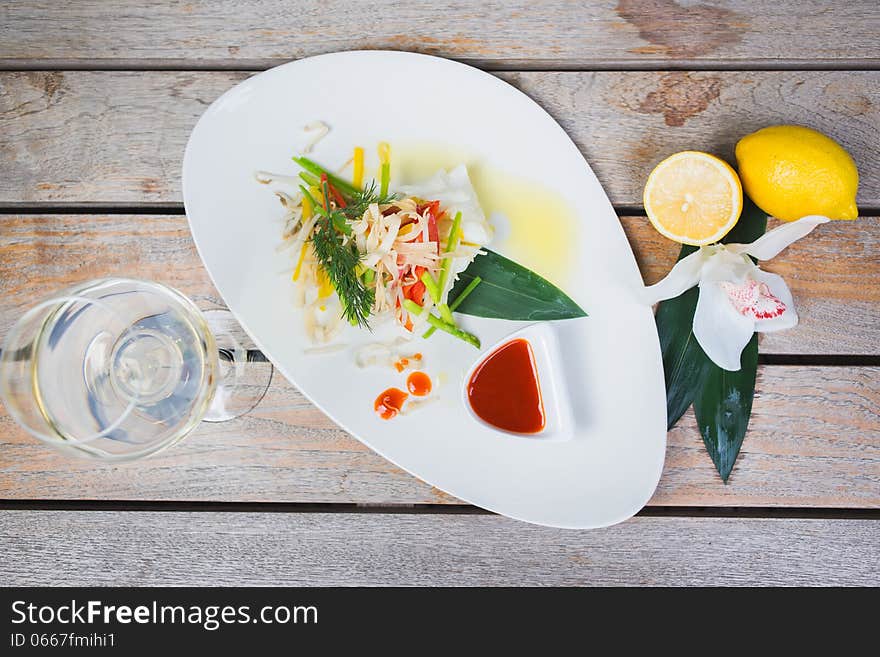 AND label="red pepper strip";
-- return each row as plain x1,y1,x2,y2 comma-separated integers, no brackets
401,265,427,305
411,265,427,292
328,182,347,208
407,280,426,305
427,213,439,246
417,200,440,216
